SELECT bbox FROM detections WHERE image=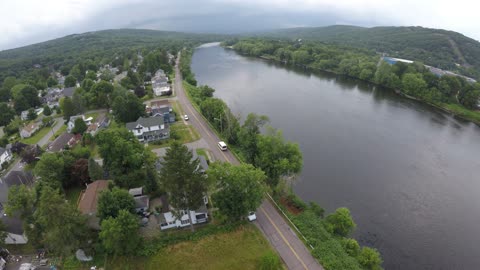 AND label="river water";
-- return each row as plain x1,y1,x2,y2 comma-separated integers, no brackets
191,43,480,270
